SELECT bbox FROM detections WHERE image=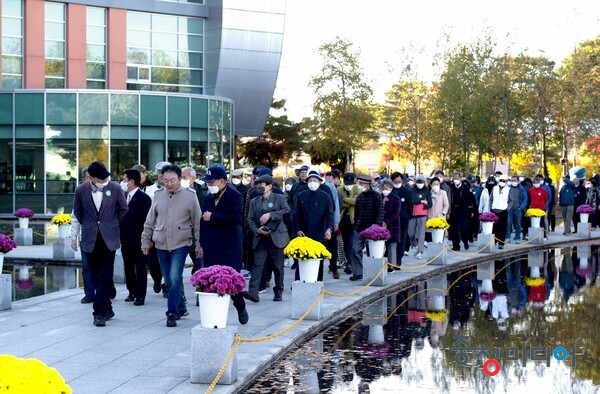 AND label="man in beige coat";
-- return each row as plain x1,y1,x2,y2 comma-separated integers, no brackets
142,165,202,327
